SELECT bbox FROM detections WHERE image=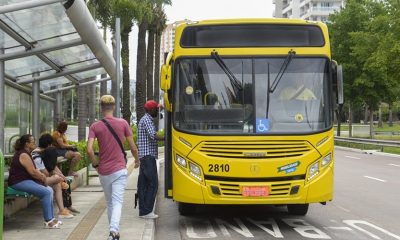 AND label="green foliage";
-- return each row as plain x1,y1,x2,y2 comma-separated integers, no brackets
66,140,99,173
328,0,400,112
